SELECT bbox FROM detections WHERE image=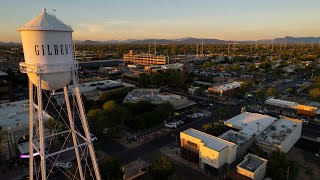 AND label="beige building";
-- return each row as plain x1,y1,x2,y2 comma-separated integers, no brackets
255,116,302,154
236,154,268,180
180,128,237,175
123,50,168,65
